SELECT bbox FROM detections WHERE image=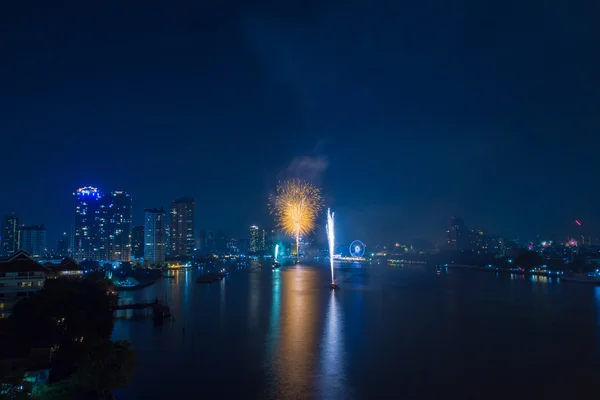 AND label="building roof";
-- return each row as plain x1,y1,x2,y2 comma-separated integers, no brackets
43,259,83,272
0,250,51,273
